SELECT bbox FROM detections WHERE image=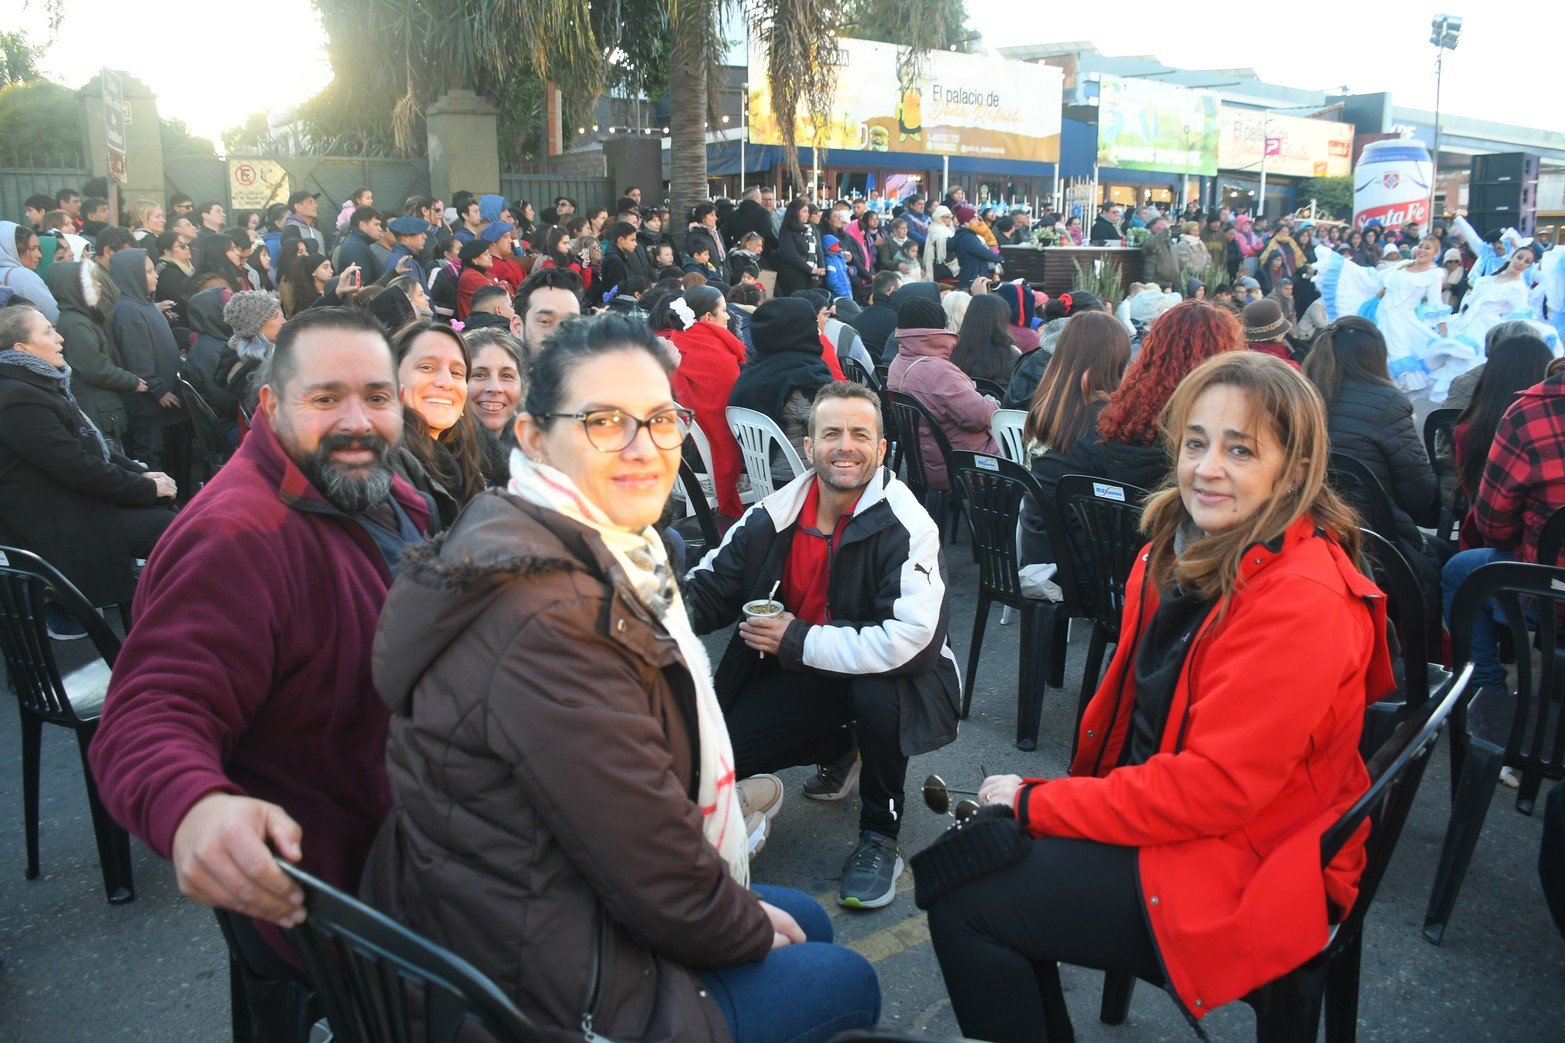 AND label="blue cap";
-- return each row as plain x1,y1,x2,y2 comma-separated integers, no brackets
480,221,516,244
388,216,433,235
